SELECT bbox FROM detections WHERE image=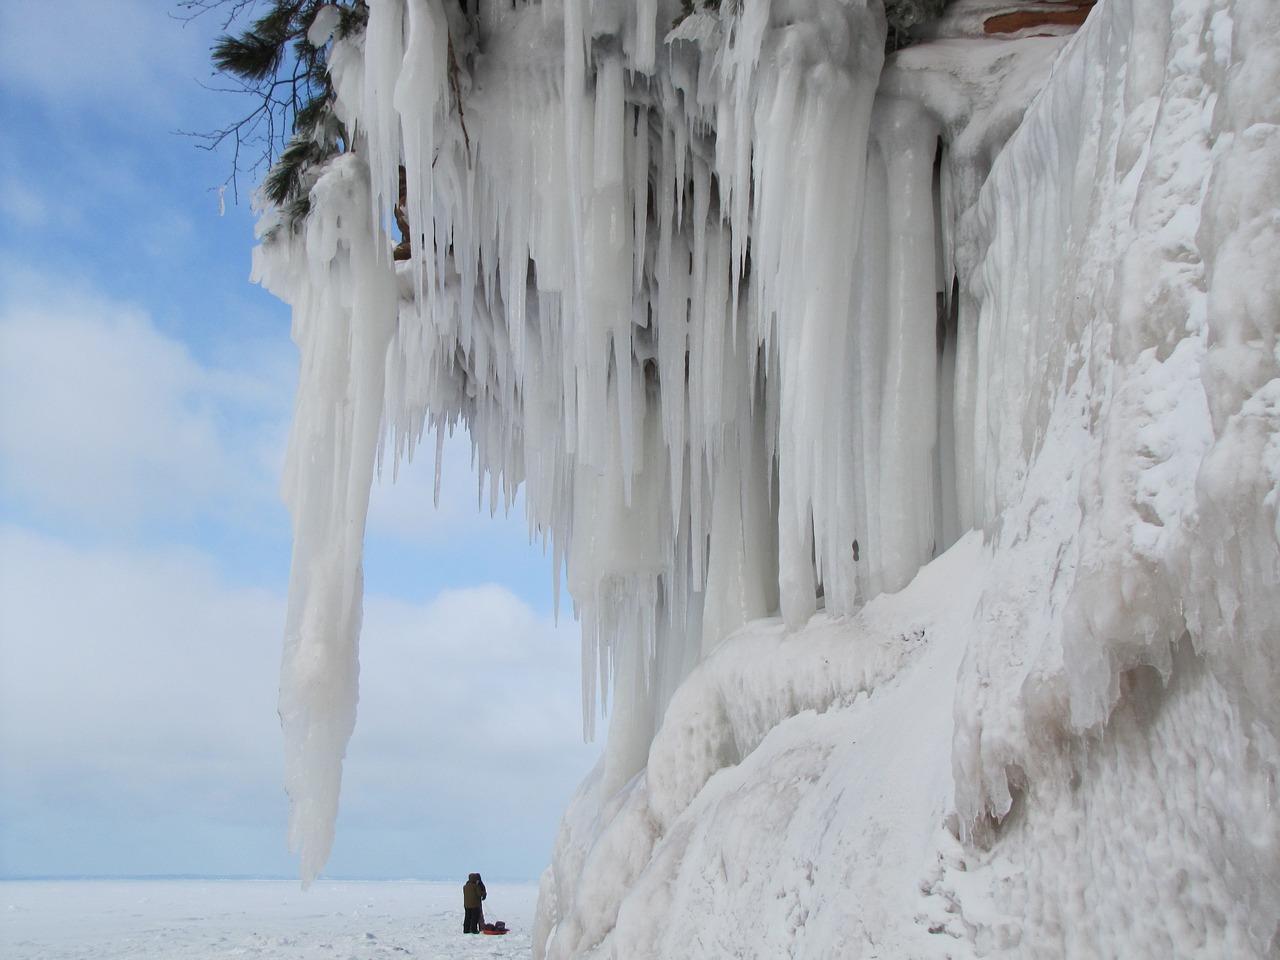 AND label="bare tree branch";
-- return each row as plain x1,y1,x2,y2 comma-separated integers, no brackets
176,0,360,203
